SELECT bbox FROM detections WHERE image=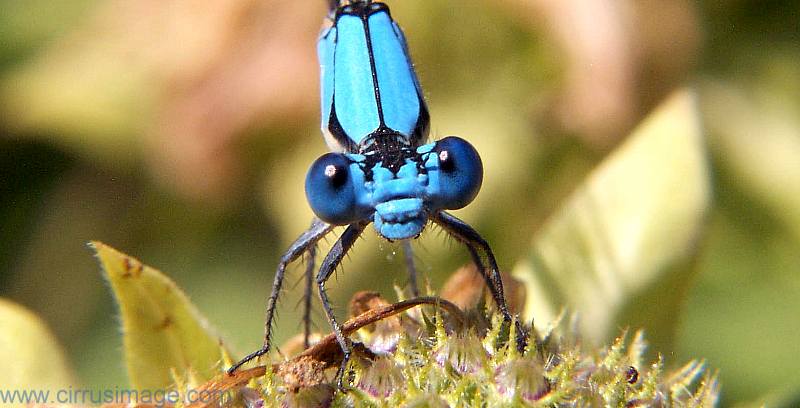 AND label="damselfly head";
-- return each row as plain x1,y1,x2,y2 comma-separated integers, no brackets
304,137,483,241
